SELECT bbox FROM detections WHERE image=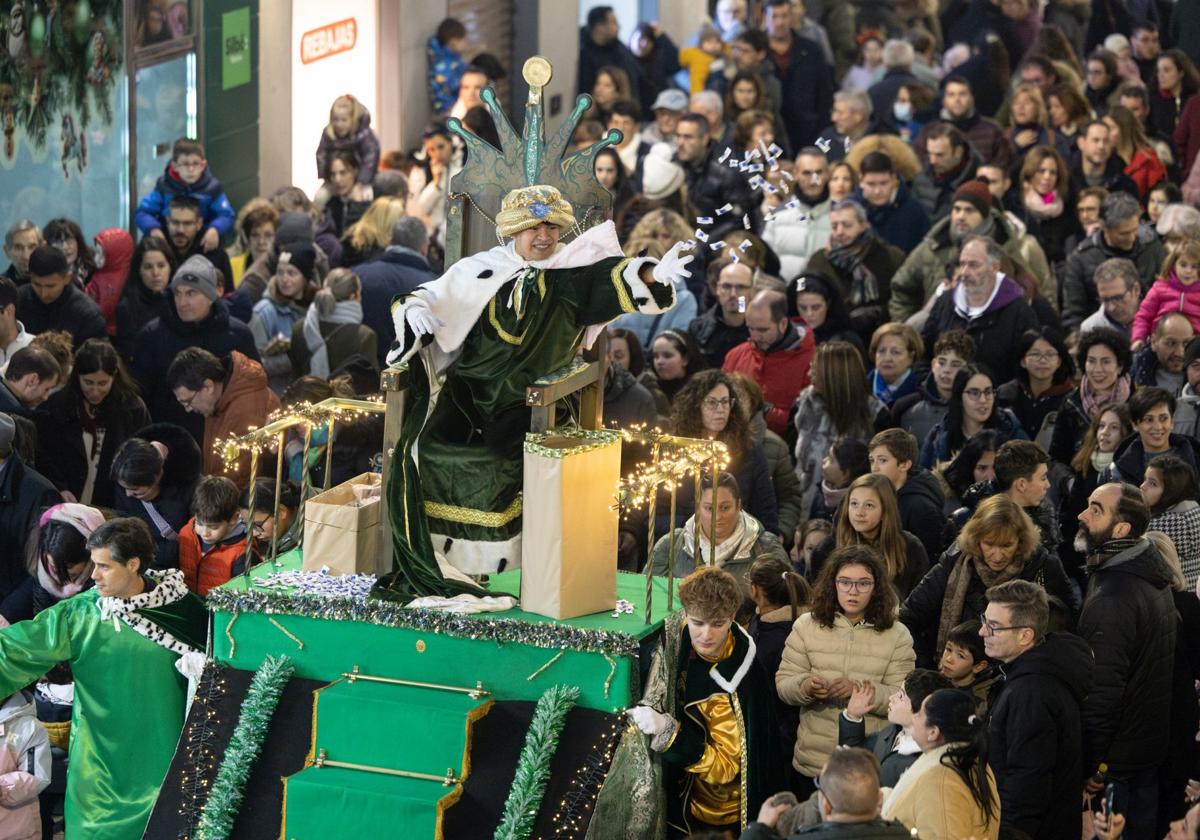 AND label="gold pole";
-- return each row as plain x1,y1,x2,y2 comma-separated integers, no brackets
269,430,286,565
667,480,677,613
239,449,259,579
693,468,702,564
313,749,461,786
643,443,659,625
709,451,718,564
323,417,336,491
